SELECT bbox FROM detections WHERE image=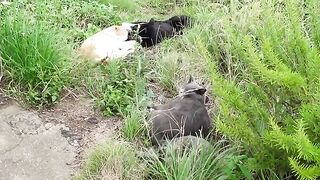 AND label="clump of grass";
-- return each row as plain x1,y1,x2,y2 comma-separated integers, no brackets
121,80,150,141
76,140,144,180
120,55,152,141
154,52,181,95
144,139,251,180
121,108,146,141
121,99,151,143
0,13,71,106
